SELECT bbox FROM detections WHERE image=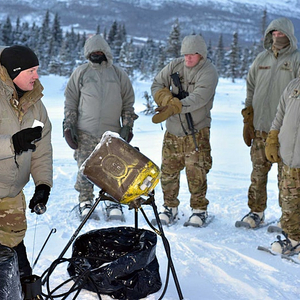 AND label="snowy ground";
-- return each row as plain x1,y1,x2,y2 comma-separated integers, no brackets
22,74,300,300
